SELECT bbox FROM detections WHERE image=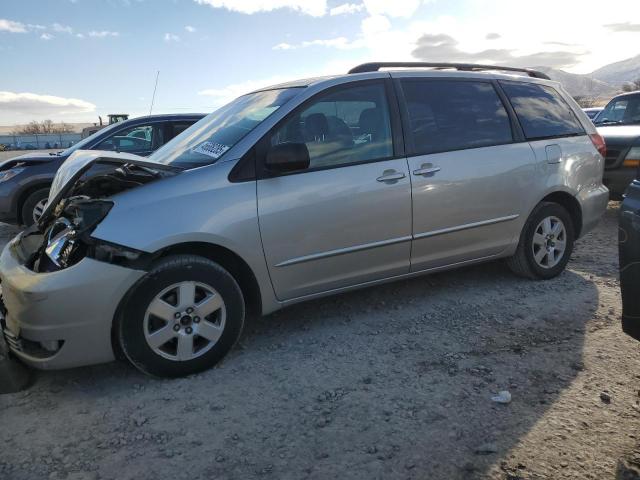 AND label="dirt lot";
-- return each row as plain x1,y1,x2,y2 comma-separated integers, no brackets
1,201,639,480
